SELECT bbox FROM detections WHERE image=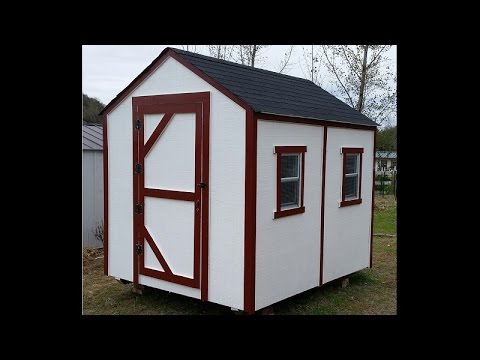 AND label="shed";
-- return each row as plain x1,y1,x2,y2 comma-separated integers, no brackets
82,124,104,248
376,150,397,171
100,47,378,313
